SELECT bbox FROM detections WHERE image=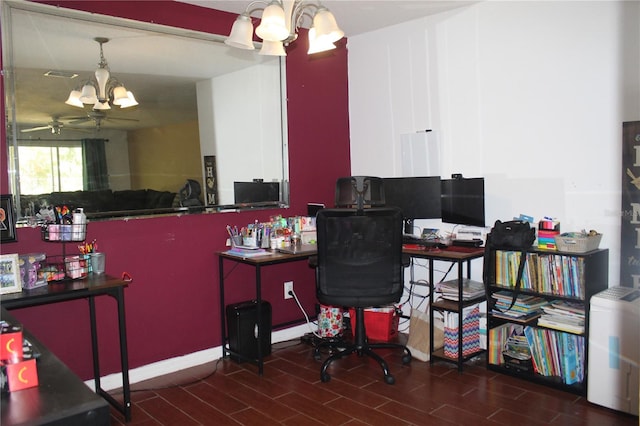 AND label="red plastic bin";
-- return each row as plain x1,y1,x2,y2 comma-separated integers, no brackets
349,306,399,342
